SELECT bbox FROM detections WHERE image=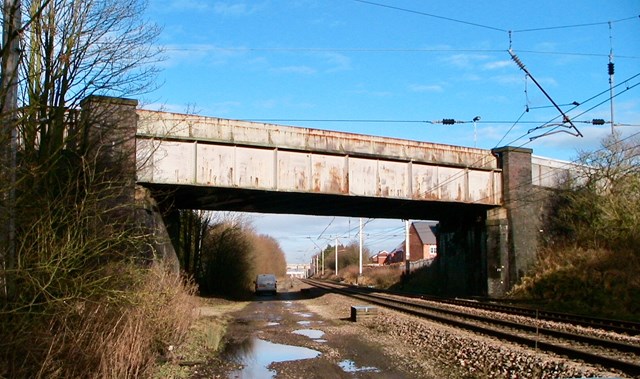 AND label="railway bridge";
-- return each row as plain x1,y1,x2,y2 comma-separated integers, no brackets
88,96,573,297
